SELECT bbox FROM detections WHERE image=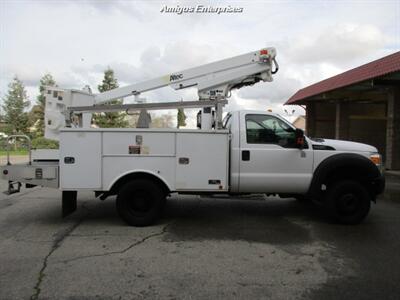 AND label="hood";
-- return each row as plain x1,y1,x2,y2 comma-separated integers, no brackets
310,138,378,153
